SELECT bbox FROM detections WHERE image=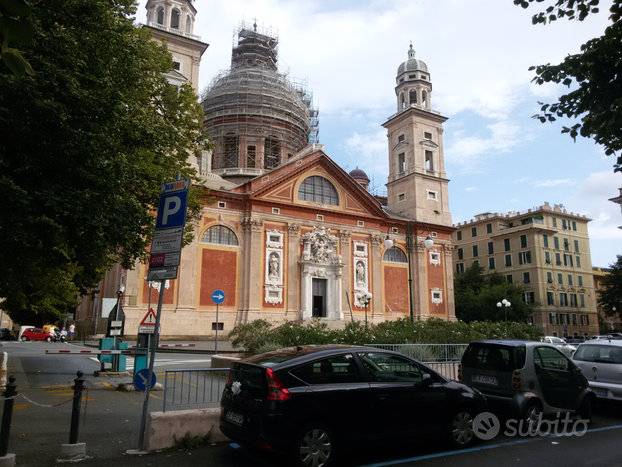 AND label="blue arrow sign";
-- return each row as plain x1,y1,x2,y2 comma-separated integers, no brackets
134,368,156,392
212,290,225,304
